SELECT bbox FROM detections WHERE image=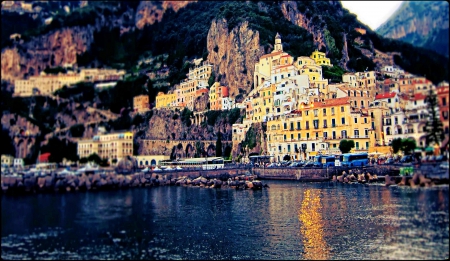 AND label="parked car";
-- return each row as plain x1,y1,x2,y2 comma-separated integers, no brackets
435,155,448,162
384,158,395,165
439,161,449,169
400,155,414,163
302,161,314,168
